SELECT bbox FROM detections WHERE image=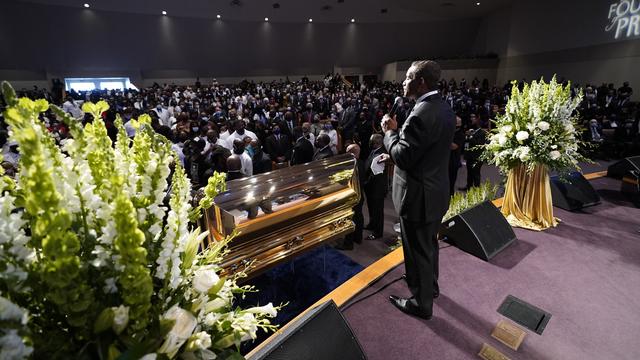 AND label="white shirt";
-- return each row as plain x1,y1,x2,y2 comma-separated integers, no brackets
219,130,231,141
319,129,338,154
240,152,253,176
124,120,136,138
304,132,316,148
62,100,83,119
2,149,20,166
226,130,258,148
172,143,185,166
154,107,171,127
203,138,231,153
